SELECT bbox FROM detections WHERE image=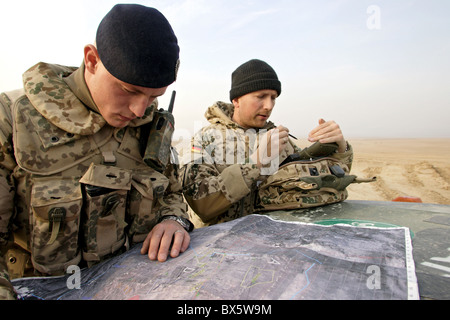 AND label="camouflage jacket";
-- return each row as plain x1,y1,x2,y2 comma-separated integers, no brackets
0,62,188,298
181,102,353,227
